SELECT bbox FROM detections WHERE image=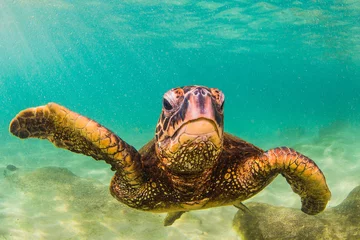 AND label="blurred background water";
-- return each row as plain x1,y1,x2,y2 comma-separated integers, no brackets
0,0,359,239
